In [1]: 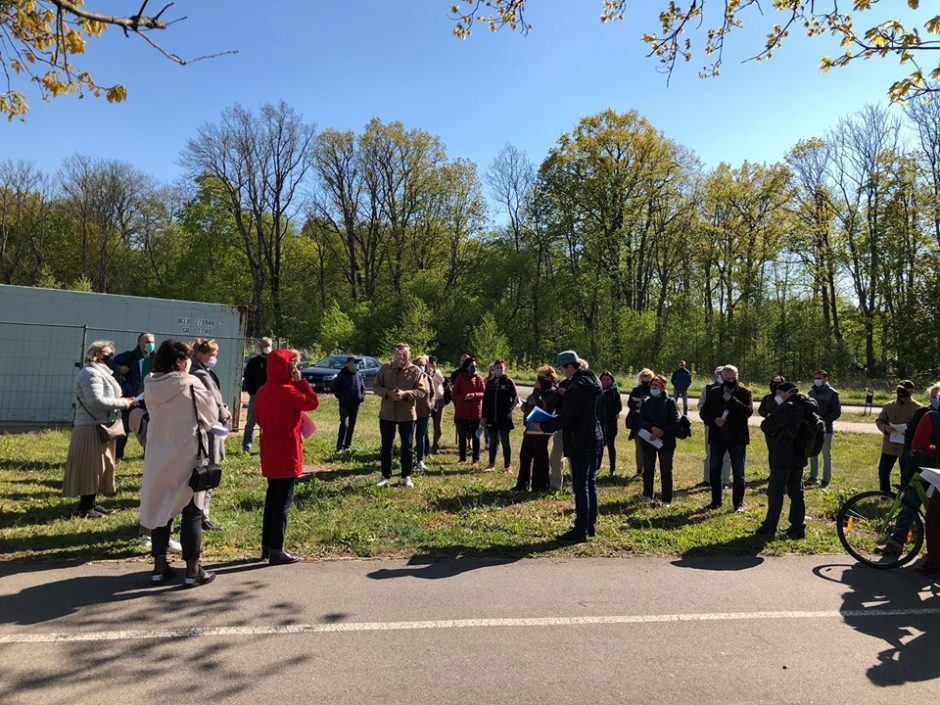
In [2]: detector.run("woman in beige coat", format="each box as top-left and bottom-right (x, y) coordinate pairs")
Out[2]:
(64, 340), (133, 517)
(140, 340), (218, 587)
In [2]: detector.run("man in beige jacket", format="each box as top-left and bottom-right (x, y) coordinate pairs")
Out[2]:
(372, 343), (426, 488)
(875, 380), (921, 493)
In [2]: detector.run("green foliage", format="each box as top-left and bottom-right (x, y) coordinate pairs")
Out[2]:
(318, 302), (356, 353)
(469, 311), (510, 365)
(379, 296), (436, 357)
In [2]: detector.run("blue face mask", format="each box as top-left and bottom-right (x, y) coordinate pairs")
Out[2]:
(206, 358), (218, 369)
(650, 388), (662, 398)
(468, 365), (477, 376)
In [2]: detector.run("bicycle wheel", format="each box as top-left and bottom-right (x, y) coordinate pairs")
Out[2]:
(837, 490), (924, 569)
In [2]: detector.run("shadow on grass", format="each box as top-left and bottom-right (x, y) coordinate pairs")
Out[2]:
(813, 561), (940, 687)
(670, 533), (772, 570)
(366, 538), (572, 580)
(430, 489), (540, 513)
(0, 459), (64, 472)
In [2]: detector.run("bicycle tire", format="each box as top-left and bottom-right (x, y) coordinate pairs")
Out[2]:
(837, 490), (924, 569)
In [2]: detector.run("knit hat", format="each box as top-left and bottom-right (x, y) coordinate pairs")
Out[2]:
(554, 350), (579, 369)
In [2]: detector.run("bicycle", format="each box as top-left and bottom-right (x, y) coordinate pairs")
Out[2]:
(837, 474), (931, 569)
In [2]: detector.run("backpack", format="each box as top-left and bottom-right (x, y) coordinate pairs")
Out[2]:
(442, 377), (453, 405)
(793, 396), (826, 457)
(675, 413), (693, 440)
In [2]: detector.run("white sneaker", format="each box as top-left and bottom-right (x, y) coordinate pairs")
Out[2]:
(417, 461), (427, 472)
(402, 476), (415, 488)
(376, 477), (391, 487)
(168, 539), (183, 553)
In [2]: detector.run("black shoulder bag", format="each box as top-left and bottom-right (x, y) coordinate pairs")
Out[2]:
(189, 389), (223, 492)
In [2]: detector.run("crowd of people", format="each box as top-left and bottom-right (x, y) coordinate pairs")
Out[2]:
(61, 332), (940, 582)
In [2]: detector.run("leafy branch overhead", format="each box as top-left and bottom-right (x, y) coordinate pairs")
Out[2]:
(449, 0), (940, 101)
(0, 1), (235, 119)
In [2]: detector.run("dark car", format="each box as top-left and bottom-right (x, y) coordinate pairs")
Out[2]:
(300, 355), (382, 393)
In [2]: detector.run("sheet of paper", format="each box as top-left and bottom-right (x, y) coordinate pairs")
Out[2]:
(638, 428), (664, 449)
(889, 431), (905, 444)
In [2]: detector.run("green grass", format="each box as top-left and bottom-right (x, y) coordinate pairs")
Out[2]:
(0, 395), (889, 563)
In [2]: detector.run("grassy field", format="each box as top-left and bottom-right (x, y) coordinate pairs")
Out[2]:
(0, 395), (893, 564)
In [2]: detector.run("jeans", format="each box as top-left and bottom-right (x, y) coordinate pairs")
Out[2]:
(641, 443), (674, 503)
(703, 426), (731, 484)
(262, 477), (296, 551)
(597, 426), (617, 474)
(517, 433), (550, 491)
(878, 452), (902, 494)
(152, 497), (202, 560)
(455, 418), (481, 463)
(709, 440), (747, 507)
(380, 419), (415, 477)
(569, 453), (599, 535)
(337, 403), (360, 451)
(243, 394), (257, 451)
(808, 432), (833, 482)
(763, 460), (805, 531)
(487, 429), (512, 468)
(673, 389), (689, 415)
(431, 405), (444, 451)
(415, 416), (431, 464)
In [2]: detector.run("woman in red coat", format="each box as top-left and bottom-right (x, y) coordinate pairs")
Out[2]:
(452, 356), (486, 466)
(255, 349), (318, 565)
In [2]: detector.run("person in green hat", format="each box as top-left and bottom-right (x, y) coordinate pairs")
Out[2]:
(534, 350), (604, 542)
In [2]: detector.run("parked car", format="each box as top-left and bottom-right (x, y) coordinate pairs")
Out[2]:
(301, 355), (382, 392)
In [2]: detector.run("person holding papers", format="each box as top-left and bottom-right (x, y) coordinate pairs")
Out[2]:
(875, 380), (921, 493)
(699, 364), (753, 512)
(633, 374), (680, 504)
(534, 350), (603, 542)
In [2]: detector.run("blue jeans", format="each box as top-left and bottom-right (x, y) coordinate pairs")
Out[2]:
(709, 440), (747, 507)
(808, 432), (833, 482)
(673, 389), (689, 414)
(243, 394), (257, 451)
(569, 453), (599, 535)
(380, 419), (415, 478)
(415, 416), (430, 463)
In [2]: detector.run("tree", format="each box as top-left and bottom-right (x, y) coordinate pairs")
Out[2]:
(318, 301), (355, 353)
(448, 1), (940, 101)
(0, 159), (53, 284)
(0, 1), (233, 118)
(182, 101), (316, 336)
(469, 311), (510, 367)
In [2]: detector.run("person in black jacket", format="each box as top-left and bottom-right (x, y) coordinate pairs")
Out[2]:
(333, 356), (366, 452)
(516, 365), (560, 492)
(535, 350), (603, 542)
(699, 364), (753, 512)
(634, 374), (680, 504)
(110, 331), (156, 460)
(597, 371), (623, 476)
(756, 382), (810, 538)
(481, 359), (518, 473)
(242, 337), (272, 453)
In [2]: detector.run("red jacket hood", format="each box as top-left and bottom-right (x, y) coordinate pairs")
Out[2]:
(267, 349), (293, 383)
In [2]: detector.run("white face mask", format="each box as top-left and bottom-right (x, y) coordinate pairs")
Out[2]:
(493, 368), (505, 377)
(813, 379), (824, 387)
(262, 346), (273, 355)
(774, 394), (784, 405)
(650, 388), (662, 398)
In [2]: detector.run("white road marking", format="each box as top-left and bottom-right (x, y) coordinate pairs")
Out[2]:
(2, 607), (939, 644)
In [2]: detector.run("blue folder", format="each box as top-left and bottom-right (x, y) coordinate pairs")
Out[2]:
(525, 406), (557, 425)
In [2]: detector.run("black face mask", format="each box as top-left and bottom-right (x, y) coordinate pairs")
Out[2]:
(724, 380), (737, 389)
(100, 354), (113, 365)
(897, 389), (909, 399)
(538, 377), (552, 390)
(770, 383), (779, 394)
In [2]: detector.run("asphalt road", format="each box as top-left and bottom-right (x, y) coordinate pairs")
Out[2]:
(2, 555), (938, 704)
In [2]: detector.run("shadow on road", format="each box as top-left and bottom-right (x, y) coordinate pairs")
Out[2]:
(814, 561), (940, 687)
(670, 534), (770, 571)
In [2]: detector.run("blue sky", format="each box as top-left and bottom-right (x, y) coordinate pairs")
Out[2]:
(1, 0), (914, 190)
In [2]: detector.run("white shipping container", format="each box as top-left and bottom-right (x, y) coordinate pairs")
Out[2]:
(0, 284), (248, 430)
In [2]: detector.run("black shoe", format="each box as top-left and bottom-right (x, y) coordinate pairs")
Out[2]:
(704, 502), (721, 511)
(557, 529), (588, 543)
(587, 526), (596, 537)
(261, 546), (270, 561)
(820, 481), (829, 488)
(269, 550), (301, 565)
(93, 504), (114, 515)
(150, 565), (177, 584)
(785, 527), (806, 540)
(183, 568), (216, 588)
(804, 478), (819, 486)
(754, 524), (776, 536)
(79, 509), (104, 518)
(512, 485), (528, 492)
(202, 518), (222, 531)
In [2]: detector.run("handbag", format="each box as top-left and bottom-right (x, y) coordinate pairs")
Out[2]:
(75, 396), (126, 443)
(188, 389), (223, 492)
